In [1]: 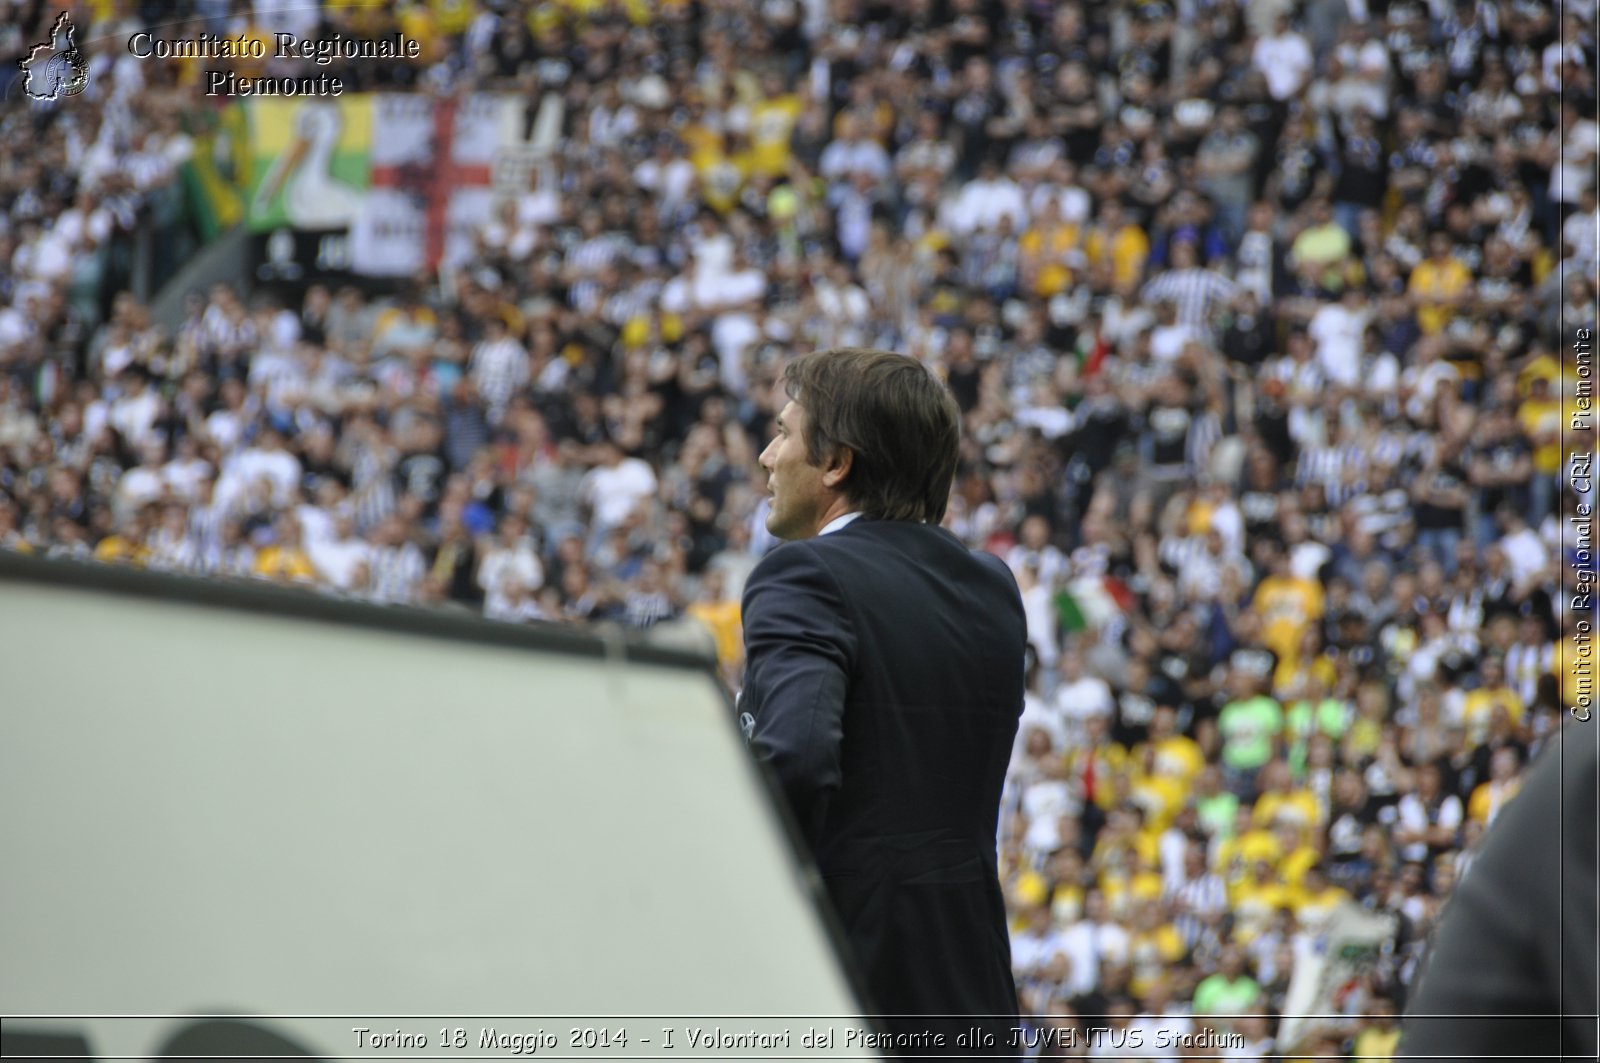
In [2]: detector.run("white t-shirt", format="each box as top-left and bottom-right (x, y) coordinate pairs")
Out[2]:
(1059, 920), (1130, 997)
(1151, 322), (1202, 364)
(162, 457), (214, 502)
(217, 446), (302, 512)
(1395, 791), (1463, 863)
(116, 464), (165, 514)
(1252, 31), (1313, 101)
(581, 458), (658, 528)
(1499, 526), (1548, 586)
(306, 536), (373, 591)
(1052, 675), (1115, 748)
(1308, 303), (1370, 388)
(1550, 119), (1599, 204)
(478, 542), (546, 615)
(109, 389), (161, 449)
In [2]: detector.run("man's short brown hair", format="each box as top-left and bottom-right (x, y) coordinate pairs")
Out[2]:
(782, 347), (961, 524)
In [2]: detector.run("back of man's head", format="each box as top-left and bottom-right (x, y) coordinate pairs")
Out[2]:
(783, 347), (961, 525)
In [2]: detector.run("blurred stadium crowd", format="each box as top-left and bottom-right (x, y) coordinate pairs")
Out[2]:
(2, 0), (1599, 1056)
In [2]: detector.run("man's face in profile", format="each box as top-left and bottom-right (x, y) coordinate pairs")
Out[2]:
(760, 399), (832, 541)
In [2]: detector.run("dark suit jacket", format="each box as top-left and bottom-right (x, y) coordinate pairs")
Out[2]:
(1400, 723), (1599, 1061)
(741, 518), (1026, 1054)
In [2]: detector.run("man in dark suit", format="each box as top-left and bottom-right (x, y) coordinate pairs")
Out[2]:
(1399, 721), (1598, 1060)
(740, 348), (1026, 1055)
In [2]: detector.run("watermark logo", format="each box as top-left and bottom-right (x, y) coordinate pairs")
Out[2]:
(18, 12), (89, 101)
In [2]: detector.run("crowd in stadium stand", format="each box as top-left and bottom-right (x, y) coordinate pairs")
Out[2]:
(2, 0), (1598, 1056)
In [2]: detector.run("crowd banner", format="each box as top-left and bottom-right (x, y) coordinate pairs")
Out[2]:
(245, 96), (373, 232)
(341, 93), (527, 276)
(347, 93), (432, 276)
(1276, 902), (1401, 1052)
(180, 103), (249, 242)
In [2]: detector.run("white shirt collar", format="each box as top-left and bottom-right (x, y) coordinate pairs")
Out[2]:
(819, 512), (863, 536)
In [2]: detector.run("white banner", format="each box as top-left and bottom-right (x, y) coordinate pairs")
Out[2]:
(349, 94), (526, 277)
(348, 94), (431, 276)
(1277, 902), (1400, 1052)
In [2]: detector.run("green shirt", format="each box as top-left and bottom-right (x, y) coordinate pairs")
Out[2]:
(1219, 696), (1283, 771)
(1196, 791), (1240, 839)
(1286, 697), (1349, 775)
(1193, 973), (1262, 1016)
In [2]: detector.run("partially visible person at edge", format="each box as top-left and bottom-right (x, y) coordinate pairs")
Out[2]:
(1399, 721), (1598, 1061)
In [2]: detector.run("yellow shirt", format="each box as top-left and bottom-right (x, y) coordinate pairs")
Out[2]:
(372, 306), (438, 342)
(1352, 1026), (1401, 1063)
(1050, 883), (1085, 925)
(701, 152), (750, 215)
(1461, 685), (1526, 740)
(1253, 789), (1323, 832)
(1229, 878), (1296, 941)
(681, 122), (726, 175)
(1102, 868), (1166, 919)
(1129, 772), (1186, 830)
(1294, 884), (1350, 924)
(1345, 716), (1383, 761)
(1518, 397), (1564, 474)
(1408, 257), (1472, 335)
(1277, 844), (1321, 889)
(1140, 734), (1205, 784)
(1085, 223), (1150, 289)
(1090, 829), (1160, 879)
(1216, 828), (1281, 884)
(1012, 868), (1050, 909)
(399, 5), (443, 62)
(1468, 778), (1523, 824)
(1276, 651), (1337, 700)
(1019, 223), (1082, 296)
(325, 0), (390, 38)
(254, 546), (317, 582)
(685, 599), (743, 668)
(1517, 352), (1563, 395)
(1127, 923), (1186, 998)
(93, 535), (148, 567)
(429, 0), (477, 34)
(748, 95), (802, 179)
(1068, 742), (1128, 810)
(1253, 575), (1325, 663)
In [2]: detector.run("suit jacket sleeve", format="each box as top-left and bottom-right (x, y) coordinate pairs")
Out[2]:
(740, 543), (857, 848)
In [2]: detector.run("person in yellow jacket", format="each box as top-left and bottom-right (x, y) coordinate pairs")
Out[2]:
(685, 569), (743, 684)
(253, 516), (317, 584)
(1083, 198), (1150, 291)
(1461, 656), (1526, 742)
(1251, 759), (1323, 833)
(1132, 705), (1205, 786)
(1252, 546), (1325, 665)
(746, 71), (803, 181)
(1351, 993), (1401, 1062)
(1467, 746), (1525, 825)
(1228, 858), (1296, 943)
(1408, 231), (1473, 335)
(1291, 862), (1350, 929)
(1215, 805), (1281, 887)
(93, 517), (150, 567)
(1019, 198), (1083, 297)
(1124, 898), (1186, 1000)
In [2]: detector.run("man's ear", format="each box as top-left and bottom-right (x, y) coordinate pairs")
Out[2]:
(822, 447), (853, 489)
